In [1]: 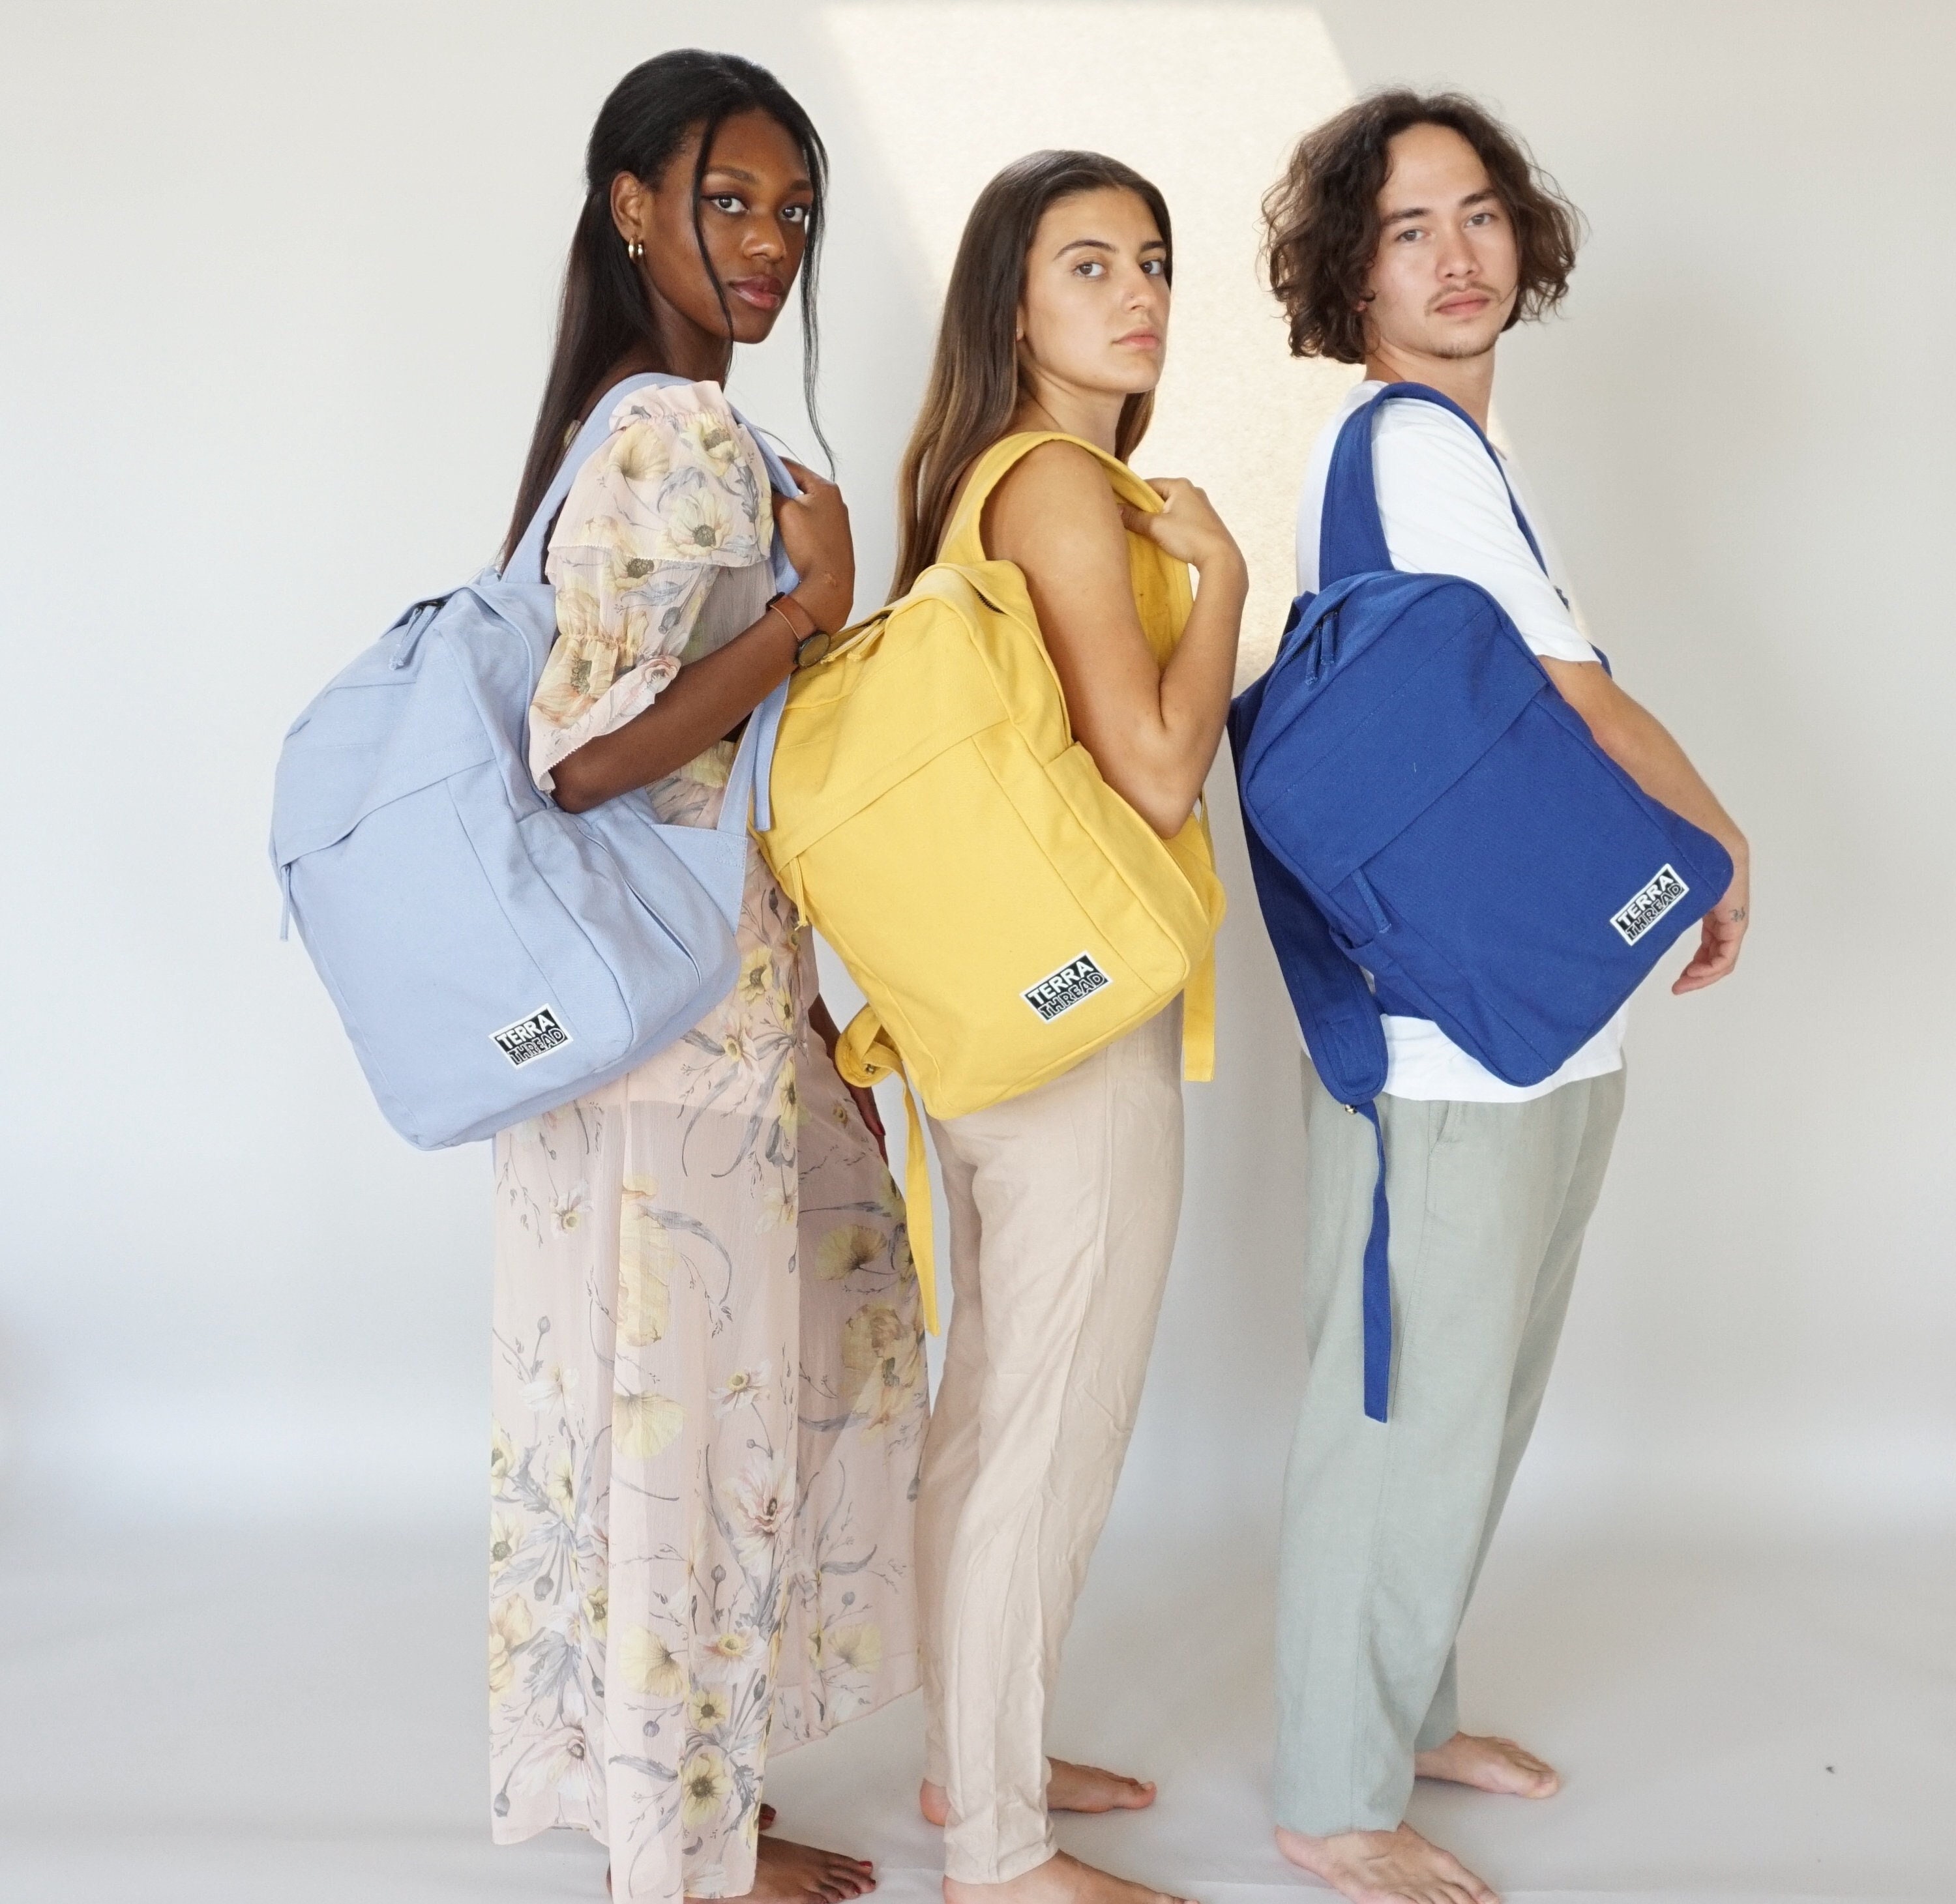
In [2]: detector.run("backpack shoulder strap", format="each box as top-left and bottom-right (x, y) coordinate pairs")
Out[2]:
(939, 431), (1162, 568)
(1319, 381), (1549, 585)
(503, 371), (679, 585)
(1229, 691), (1393, 1424)
(1233, 793), (1388, 1105)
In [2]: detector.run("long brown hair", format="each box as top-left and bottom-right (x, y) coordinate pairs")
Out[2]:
(1262, 89), (1581, 364)
(890, 150), (1172, 598)
(501, 50), (829, 566)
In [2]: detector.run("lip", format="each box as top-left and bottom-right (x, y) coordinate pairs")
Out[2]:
(728, 276), (785, 311)
(1434, 291), (1493, 317)
(1114, 330), (1162, 350)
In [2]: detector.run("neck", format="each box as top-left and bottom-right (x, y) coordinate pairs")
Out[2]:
(599, 337), (732, 411)
(618, 276), (737, 392)
(1013, 368), (1126, 455)
(1363, 338), (1496, 429)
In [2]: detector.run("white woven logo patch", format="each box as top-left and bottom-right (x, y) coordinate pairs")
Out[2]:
(1610, 865), (1689, 946)
(492, 1005), (572, 1067)
(1022, 953), (1111, 1023)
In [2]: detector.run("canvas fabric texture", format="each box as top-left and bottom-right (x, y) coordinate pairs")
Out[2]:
(916, 1003), (1186, 1883)
(1294, 380), (1625, 1102)
(1273, 1059), (1625, 1836)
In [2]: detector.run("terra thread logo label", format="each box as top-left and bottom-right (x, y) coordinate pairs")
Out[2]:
(1610, 865), (1689, 946)
(1022, 952), (1112, 1023)
(491, 1005), (572, 1067)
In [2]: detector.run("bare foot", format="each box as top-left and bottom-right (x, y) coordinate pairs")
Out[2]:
(943, 1848), (1191, 1904)
(1414, 1732), (1560, 1800)
(737, 1836), (877, 1902)
(1047, 1760), (1157, 1815)
(1275, 1823), (1498, 1904)
(920, 1761), (1155, 1828)
(608, 1834), (874, 1903)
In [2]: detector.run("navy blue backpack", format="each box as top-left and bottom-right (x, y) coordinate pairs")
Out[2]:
(1231, 383), (1732, 1420)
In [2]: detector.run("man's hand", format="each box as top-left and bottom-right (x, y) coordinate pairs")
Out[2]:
(1673, 851), (1749, 993)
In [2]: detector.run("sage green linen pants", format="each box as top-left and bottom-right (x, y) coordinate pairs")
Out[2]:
(1274, 1059), (1625, 1836)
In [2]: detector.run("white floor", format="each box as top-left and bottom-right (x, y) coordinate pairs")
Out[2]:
(0, 1515), (1947, 1904)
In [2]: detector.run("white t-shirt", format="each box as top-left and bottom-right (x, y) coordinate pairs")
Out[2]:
(1292, 380), (1627, 1103)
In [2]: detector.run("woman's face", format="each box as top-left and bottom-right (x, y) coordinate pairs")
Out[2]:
(1016, 186), (1170, 400)
(613, 108), (814, 351)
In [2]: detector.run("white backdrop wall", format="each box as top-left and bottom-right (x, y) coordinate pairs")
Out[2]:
(0, 0), (1949, 1541)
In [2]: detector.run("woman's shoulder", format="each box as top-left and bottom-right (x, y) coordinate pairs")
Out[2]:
(557, 378), (770, 568)
(605, 375), (745, 451)
(988, 432), (1116, 490)
(980, 435), (1125, 550)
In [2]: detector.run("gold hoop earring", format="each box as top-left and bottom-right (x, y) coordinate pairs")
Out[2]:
(627, 239), (644, 261)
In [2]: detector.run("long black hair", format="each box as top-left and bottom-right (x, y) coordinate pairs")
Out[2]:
(503, 50), (829, 564)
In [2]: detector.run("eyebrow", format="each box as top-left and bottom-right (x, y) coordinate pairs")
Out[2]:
(1054, 236), (1168, 257)
(1381, 186), (1500, 227)
(702, 164), (813, 192)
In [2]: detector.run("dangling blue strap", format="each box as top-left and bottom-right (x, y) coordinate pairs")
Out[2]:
(1354, 1098), (1391, 1422)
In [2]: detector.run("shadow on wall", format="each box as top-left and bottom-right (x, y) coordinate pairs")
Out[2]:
(818, 0), (1361, 672)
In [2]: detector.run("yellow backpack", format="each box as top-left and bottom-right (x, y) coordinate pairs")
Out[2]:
(759, 432), (1225, 1330)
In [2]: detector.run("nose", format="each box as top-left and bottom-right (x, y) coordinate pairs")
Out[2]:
(1434, 226), (1476, 280)
(743, 216), (786, 263)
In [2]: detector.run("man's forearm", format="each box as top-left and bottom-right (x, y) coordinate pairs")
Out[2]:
(1543, 659), (1746, 860)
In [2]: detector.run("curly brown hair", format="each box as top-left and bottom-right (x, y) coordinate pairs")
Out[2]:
(1262, 89), (1582, 364)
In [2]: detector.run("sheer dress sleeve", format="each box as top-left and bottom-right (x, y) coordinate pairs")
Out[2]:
(528, 381), (775, 792)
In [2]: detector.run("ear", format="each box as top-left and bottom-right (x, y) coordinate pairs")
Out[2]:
(610, 170), (650, 247)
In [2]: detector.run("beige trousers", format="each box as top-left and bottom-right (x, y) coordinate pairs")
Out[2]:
(917, 1003), (1185, 1883)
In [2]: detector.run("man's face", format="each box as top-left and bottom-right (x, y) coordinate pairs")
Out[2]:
(1361, 123), (1519, 363)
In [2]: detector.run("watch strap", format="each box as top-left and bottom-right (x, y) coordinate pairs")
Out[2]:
(766, 591), (819, 641)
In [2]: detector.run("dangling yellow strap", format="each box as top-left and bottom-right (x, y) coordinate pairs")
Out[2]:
(1181, 797), (1220, 1083)
(1182, 940), (1217, 1083)
(837, 1007), (940, 1335)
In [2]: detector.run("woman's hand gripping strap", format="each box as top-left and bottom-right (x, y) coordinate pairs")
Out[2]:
(837, 1008), (940, 1336)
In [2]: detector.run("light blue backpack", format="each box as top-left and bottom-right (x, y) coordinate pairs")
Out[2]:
(271, 373), (794, 1149)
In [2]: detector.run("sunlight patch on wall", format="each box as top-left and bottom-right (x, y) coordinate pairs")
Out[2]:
(819, 1), (1361, 679)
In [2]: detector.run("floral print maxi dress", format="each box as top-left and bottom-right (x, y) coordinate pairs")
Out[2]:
(488, 381), (927, 1903)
